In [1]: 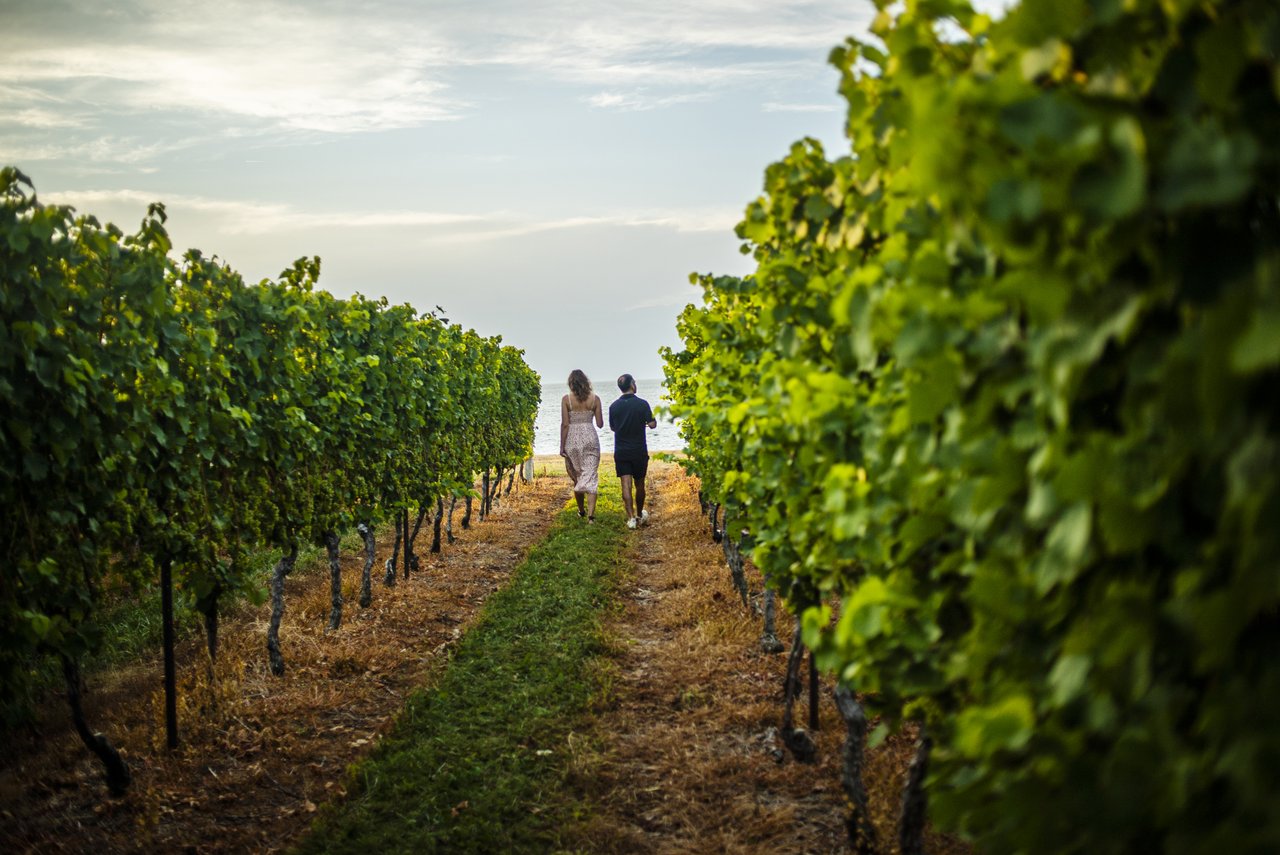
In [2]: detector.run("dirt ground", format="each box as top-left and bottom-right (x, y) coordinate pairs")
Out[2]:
(2, 459), (968, 854)
(576, 461), (968, 855)
(0, 472), (565, 854)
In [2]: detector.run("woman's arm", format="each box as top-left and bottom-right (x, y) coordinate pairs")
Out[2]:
(594, 395), (604, 428)
(560, 395), (570, 455)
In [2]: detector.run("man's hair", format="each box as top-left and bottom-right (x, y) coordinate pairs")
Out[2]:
(617, 373), (635, 393)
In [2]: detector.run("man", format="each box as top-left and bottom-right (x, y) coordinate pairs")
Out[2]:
(608, 373), (657, 529)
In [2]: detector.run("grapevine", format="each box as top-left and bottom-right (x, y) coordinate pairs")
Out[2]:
(663, 0), (1280, 850)
(0, 167), (540, 791)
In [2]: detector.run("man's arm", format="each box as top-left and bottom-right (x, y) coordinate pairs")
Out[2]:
(645, 402), (657, 429)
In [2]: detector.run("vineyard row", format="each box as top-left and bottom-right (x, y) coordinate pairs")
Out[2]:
(663, 1), (1279, 852)
(1, 166), (540, 793)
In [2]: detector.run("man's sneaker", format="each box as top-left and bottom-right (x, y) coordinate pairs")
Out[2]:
(640, 509), (650, 526)
(627, 517), (638, 530)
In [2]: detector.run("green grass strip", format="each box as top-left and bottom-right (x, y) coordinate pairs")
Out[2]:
(298, 483), (626, 854)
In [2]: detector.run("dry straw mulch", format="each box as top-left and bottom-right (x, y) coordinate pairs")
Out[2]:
(575, 461), (969, 855)
(4, 459), (970, 854)
(0, 473), (566, 854)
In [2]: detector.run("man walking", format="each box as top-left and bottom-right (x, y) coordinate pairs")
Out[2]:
(609, 374), (657, 529)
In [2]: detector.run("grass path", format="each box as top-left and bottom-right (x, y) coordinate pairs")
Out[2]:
(298, 475), (630, 853)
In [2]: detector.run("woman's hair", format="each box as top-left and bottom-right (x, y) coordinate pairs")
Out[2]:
(567, 369), (592, 403)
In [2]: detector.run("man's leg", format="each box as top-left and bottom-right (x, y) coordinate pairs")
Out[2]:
(634, 456), (650, 523)
(620, 474), (635, 520)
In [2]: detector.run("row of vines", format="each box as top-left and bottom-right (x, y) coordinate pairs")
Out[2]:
(0, 167), (540, 794)
(663, 0), (1277, 852)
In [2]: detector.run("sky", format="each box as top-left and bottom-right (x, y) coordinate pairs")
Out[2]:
(1, 0), (1006, 384)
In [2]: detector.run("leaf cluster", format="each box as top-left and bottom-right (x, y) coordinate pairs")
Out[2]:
(661, 0), (1280, 850)
(0, 168), (541, 715)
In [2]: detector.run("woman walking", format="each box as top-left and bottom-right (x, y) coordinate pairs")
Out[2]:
(559, 369), (603, 521)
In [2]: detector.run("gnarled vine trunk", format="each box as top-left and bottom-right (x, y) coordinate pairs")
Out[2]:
(760, 588), (784, 653)
(462, 495), (473, 529)
(722, 525), (749, 609)
(431, 496), (444, 553)
(61, 655), (130, 796)
(384, 512), (402, 586)
(899, 727), (932, 855)
(406, 504), (427, 575)
(197, 580), (222, 679)
(834, 686), (881, 855)
(781, 621), (816, 762)
(325, 531), (342, 630)
(490, 466), (504, 508)
(267, 544), (298, 676)
(808, 649), (820, 731)
(446, 496), (457, 544)
(358, 522), (374, 607)
(400, 508), (412, 577)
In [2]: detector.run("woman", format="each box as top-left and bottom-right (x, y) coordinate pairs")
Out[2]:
(559, 369), (603, 521)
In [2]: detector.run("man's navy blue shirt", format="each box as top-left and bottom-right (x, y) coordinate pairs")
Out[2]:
(609, 393), (653, 459)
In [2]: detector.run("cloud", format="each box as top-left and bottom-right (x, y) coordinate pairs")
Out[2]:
(468, 1), (867, 95)
(0, 0), (463, 138)
(2, 0), (871, 165)
(0, 133), (208, 165)
(474, 1), (872, 71)
(625, 208), (742, 233)
(420, 208), (741, 244)
(42, 188), (492, 232)
(584, 90), (714, 112)
(762, 102), (839, 113)
(0, 107), (89, 129)
(39, 187), (743, 242)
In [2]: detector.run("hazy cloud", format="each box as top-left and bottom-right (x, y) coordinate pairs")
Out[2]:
(41, 187), (743, 241)
(1, 0), (462, 141)
(584, 90), (715, 112)
(2, 0), (872, 166)
(763, 102), (840, 113)
(422, 210), (741, 245)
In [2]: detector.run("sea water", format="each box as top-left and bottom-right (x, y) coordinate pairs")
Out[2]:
(532, 380), (682, 455)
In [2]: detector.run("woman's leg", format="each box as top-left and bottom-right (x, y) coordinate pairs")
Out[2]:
(586, 491), (597, 518)
(575, 490), (586, 514)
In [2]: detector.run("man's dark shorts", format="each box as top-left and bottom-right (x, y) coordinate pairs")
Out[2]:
(615, 455), (648, 480)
